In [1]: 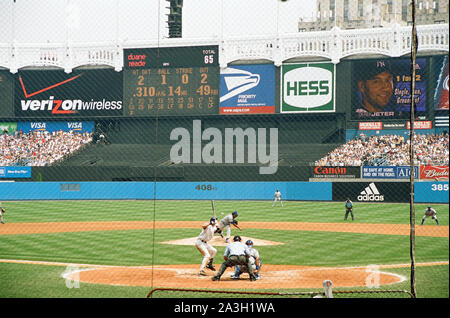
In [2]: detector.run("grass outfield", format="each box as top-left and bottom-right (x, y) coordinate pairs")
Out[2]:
(0, 200), (448, 298)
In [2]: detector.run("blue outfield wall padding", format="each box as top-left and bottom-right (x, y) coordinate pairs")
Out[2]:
(0, 181), (332, 201)
(414, 182), (449, 204)
(1, 181), (446, 203)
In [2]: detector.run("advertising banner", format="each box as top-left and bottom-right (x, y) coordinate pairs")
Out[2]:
(220, 64), (275, 115)
(420, 165), (449, 181)
(351, 58), (427, 120)
(358, 122), (383, 130)
(14, 69), (123, 118)
(0, 166), (31, 178)
(433, 55), (449, 111)
(332, 181), (410, 203)
(17, 121), (94, 134)
(311, 166), (361, 179)
(362, 166), (419, 179)
(281, 62), (335, 113)
(0, 122), (17, 134)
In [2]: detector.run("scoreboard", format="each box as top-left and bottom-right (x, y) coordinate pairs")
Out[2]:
(123, 45), (219, 116)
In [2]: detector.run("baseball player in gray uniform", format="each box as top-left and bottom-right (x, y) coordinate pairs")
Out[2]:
(195, 217), (218, 276)
(211, 236), (257, 282)
(217, 211), (241, 243)
(272, 189), (283, 207)
(421, 206), (439, 225)
(231, 240), (261, 280)
(0, 202), (5, 224)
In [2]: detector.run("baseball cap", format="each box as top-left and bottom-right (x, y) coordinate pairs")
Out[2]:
(357, 59), (392, 82)
(232, 211), (238, 216)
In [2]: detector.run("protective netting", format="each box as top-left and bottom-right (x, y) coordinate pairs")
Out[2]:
(0, 0), (448, 301)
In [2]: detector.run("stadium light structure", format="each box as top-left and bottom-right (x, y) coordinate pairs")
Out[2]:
(166, 0), (183, 38)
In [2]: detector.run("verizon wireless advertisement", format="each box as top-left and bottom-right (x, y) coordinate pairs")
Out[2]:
(14, 69), (123, 118)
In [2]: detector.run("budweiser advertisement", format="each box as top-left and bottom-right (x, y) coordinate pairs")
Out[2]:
(420, 165), (449, 181)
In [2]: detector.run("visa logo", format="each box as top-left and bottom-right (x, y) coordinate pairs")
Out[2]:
(31, 122), (46, 129)
(68, 122), (82, 129)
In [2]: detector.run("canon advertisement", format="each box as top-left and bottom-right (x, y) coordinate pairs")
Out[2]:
(332, 182), (410, 203)
(14, 69), (123, 118)
(311, 166), (360, 179)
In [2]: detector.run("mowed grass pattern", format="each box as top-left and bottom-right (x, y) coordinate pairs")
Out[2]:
(0, 200), (448, 297)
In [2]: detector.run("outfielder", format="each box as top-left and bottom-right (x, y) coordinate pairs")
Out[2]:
(195, 217), (218, 276)
(217, 211), (241, 243)
(344, 198), (354, 221)
(272, 189), (283, 207)
(231, 240), (261, 280)
(421, 206), (439, 225)
(0, 202), (5, 224)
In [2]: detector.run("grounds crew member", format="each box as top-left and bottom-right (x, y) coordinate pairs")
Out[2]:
(211, 236), (257, 282)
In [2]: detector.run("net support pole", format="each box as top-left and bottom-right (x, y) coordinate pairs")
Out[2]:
(409, 0), (418, 299)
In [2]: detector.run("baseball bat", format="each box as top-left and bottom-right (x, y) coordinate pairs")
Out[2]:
(211, 200), (216, 219)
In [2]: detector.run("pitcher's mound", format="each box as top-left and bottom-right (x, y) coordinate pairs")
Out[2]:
(162, 236), (283, 246)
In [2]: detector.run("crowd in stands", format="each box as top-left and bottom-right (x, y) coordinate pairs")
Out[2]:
(0, 130), (93, 166)
(315, 132), (449, 167)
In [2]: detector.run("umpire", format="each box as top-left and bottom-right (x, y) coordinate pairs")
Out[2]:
(344, 198), (354, 221)
(212, 236), (257, 281)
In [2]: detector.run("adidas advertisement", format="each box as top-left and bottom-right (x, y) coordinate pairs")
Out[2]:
(14, 69), (123, 118)
(332, 182), (410, 203)
(281, 62), (335, 113)
(220, 64), (275, 115)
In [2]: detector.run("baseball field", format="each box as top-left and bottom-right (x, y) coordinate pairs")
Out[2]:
(0, 199), (448, 298)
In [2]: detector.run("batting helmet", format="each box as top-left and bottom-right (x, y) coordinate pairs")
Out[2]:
(245, 240), (253, 247)
(233, 235), (241, 242)
(210, 217), (217, 224)
(232, 211), (238, 217)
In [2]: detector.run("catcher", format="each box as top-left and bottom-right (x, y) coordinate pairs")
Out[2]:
(211, 236), (256, 282)
(216, 211), (241, 243)
(231, 240), (261, 280)
(421, 206), (439, 225)
(0, 202), (5, 224)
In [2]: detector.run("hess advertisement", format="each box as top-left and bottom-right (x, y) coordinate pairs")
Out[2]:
(351, 58), (427, 119)
(14, 69), (123, 118)
(281, 63), (335, 113)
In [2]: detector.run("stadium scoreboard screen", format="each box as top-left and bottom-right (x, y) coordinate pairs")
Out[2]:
(123, 45), (219, 116)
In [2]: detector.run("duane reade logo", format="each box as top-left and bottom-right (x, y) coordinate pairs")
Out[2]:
(282, 63), (334, 112)
(220, 68), (260, 103)
(169, 120), (278, 174)
(358, 183), (384, 202)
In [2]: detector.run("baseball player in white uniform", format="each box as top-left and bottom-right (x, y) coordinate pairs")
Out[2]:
(421, 206), (439, 225)
(195, 217), (218, 276)
(231, 240), (261, 280)
(217, 211), (241, 243)
(272, 189), (283, 207)
(0, 201), (5, 224)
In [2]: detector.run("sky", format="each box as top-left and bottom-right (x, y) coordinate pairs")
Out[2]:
(0, 0), (317, 44)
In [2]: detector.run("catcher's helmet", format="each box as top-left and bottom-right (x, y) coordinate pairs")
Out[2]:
(233, 235), (241, 242)
(232, 211), (238, 217)
(245, 240), (253, 247)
